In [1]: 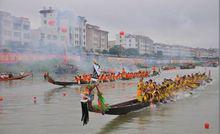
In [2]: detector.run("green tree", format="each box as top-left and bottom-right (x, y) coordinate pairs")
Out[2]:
(102, 49), (108, 54)
(109, 45), (125, 56)
(124, 48), (139, 56)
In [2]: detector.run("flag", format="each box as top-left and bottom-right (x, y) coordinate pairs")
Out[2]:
(91, 61), (101, 81)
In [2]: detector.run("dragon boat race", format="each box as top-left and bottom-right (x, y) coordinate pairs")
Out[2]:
(0, 0), (219, 134)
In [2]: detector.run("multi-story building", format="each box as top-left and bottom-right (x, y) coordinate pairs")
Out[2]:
(134, 35), (154, 55)
(37, 7), (87, 48)
(86, 24), (108, 51)
(193, 48), (219, 58)
(153, 43), (194, 58)
(115, 31), (137, 49)
(115, 31), (154, 55)
(0, 11), (31, 49)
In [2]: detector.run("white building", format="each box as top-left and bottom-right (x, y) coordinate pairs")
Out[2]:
(153, 43), (194, 58)
(115, 32), (137, 49)
(115, 31), (154, 55)
(37, 7), (87, 48)
(0, 11), (31, 49)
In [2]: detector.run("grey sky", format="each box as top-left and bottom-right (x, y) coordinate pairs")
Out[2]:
(0, 0), (218, 48)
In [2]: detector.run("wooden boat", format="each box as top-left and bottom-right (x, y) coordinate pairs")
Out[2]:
(180, 63), (195, 69)
(0, 73), (31, 81)
(162, 66), (176, 70)
(90, 99), (153, 115)
(46, 75), (77, 87)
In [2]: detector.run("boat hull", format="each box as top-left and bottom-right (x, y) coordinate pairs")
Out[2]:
(0, 73), (31, 81)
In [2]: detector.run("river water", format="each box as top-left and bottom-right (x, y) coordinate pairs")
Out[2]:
(0, 67), (219, 134)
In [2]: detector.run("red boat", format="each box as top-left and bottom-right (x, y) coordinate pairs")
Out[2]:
(0, 73), (32, 81)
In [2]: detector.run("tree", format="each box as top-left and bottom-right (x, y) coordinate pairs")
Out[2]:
(102, 49), (108, 54)
(124, 48), (139, 56)
(109, 45), (125, 56)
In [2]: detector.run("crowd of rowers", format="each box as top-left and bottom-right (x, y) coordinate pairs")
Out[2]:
(136, 72), (211, 103)
(74, 68), (158, 84)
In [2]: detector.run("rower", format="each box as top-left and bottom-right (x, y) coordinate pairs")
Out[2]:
(152, 65), (156, 74)
(121, 68), (126, 78)
(136, 78), (144, 102)
(175, 75), (180, 82)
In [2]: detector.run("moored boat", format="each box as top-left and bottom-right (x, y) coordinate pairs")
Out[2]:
(0, 73), (32, 81)
(180, 63), (195, 69)
(162, 66), (176, 70)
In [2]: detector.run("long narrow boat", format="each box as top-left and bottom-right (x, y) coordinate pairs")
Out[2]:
(46, 75), (78, 87)
(90, 77), (211, 115)
(0, 73), (31, 81)
(46, 75), (114, 86)
(90, 99), (152, 115)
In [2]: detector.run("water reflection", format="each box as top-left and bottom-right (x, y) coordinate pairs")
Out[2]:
(97, 104), (172, 134)
(44, 87), (65, 103)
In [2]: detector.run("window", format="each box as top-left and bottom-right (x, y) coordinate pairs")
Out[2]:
(47, 34), (51, 39)
(53, 35), (57, 40)
(4, 30), (12, 37)
(3, 20), (11, 27)
(13, 23), (22, 30)
(14, 32), (21, 37)
(40, 33), (45, 39)
(61, 36), (65, 41)
(23, 24), (29, 30)
(23, 33), (30, 39)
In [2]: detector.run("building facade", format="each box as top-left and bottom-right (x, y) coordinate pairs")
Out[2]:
(134, 35), (154, 55)
(115, 31), (154, 55)
(0, 11), (31, 49)
(86, 24), (108, 51)
(37, 7), (87, 48)
(115, 32), (137, 49)
(153, 43), (194, 58)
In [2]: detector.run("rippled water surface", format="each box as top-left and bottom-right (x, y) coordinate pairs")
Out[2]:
(0, 67), (219, 134)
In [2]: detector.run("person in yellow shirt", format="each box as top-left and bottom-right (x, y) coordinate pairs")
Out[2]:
(136, 78), (144, 102)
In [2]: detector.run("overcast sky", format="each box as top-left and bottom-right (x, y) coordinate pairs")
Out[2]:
(0, 0), (218, 48)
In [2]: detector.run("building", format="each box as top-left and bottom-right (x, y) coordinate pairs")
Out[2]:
(0, 11), (31, 49)
(115, 31), (137, 49)
(193, 48), (219, 58)
(134, 35), (154, 55)
(86, 24), (108, 52)
(153, 43), (194, 58)
(37, 7), (87, 48)
(115, 31), (154, 55)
